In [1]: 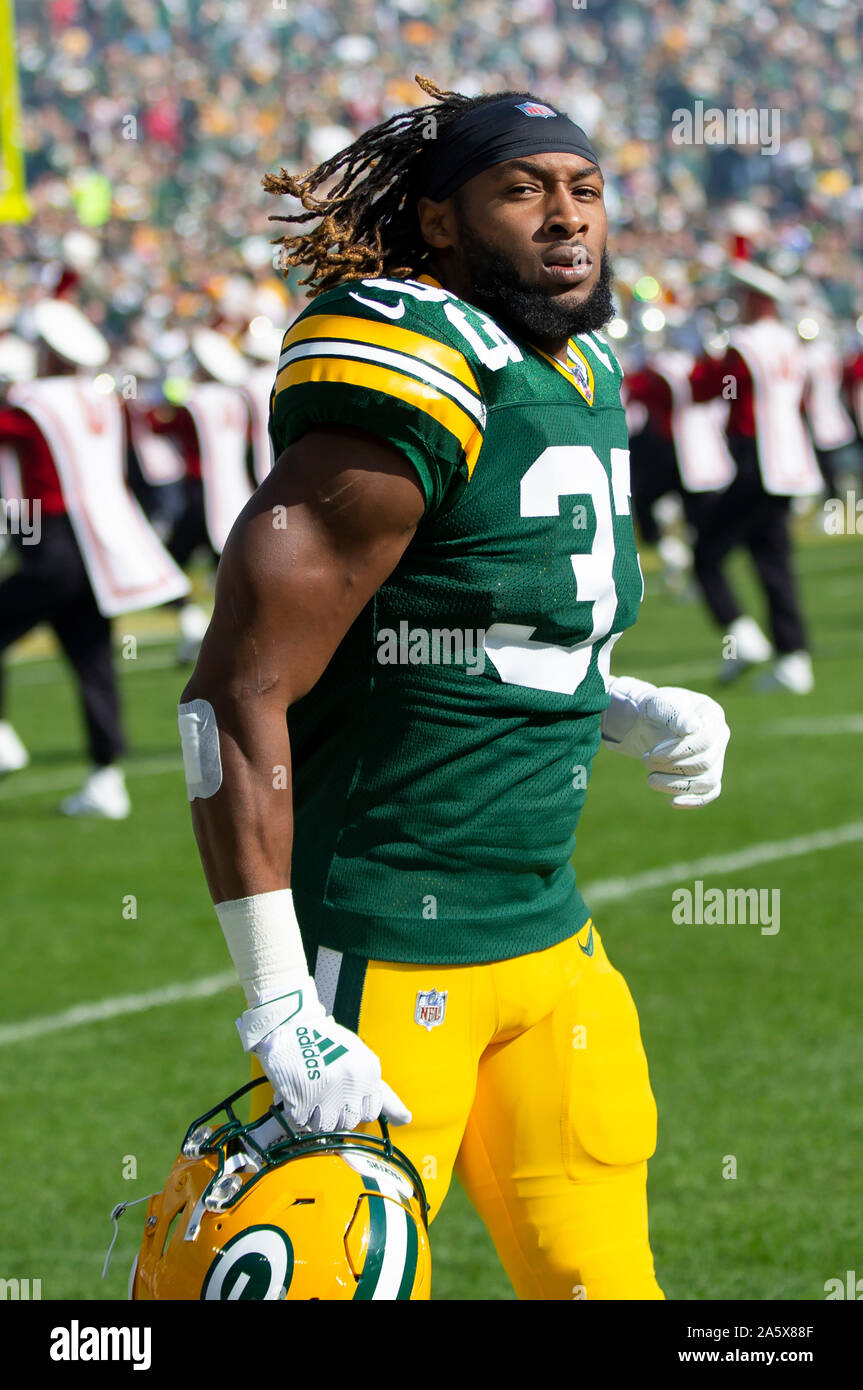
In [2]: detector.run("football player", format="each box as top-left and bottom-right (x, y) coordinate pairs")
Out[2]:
(178, 77), (730, 1300)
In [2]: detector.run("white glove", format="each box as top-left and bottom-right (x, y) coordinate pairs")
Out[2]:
(236, 978), (411, 1134)
(601, 675), (730, 808)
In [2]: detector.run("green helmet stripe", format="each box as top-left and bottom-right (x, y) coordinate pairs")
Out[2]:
(332, 953), (368, 1033)
(352, 1179), (388, 1301)
(396, 1203), (419, 1300)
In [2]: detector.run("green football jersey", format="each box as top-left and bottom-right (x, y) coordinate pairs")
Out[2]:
(270, 273), (642, 965)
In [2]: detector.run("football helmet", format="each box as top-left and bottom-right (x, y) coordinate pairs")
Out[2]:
(131, 1078), (431, 1300)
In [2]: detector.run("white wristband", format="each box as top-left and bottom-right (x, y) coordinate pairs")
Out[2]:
(214, 888), (309, 1006)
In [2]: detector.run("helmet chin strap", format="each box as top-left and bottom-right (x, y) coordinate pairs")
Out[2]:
(101, 1194), (157, 1281)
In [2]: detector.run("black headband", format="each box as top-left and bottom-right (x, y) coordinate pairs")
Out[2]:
(420, 97), (600, 203)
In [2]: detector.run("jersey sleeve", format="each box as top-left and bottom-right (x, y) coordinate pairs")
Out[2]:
(269, 280), (486, 514)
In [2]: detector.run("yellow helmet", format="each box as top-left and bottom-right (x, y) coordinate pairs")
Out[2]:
(131, 1078), (431, 1300)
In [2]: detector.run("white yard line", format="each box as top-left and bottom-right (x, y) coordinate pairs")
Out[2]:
(7, 634), (178, 667)
(585, 820), (863, 906)
(3, 704), (861, 806)
(8, 651), (181, 686)
(7, 712), (857, 803)
(0, 972), (238, 1047)
(813, 579), (862, 599)
(621, 657), (718, 683)
(617, 637), (863, 685)
(759, 715), (863, 736)
(1, 820), (861, 1047)
(795, 548), (862, 574)
(0, 755), (182, 799)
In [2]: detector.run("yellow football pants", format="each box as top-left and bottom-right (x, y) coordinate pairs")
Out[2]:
(251, 922), (664, 1300)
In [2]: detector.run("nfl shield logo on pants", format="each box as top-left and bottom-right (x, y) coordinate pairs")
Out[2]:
(415, 988), (447, 1031)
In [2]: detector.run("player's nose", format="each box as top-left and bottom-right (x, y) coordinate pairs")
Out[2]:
(541, 188), (590, 237)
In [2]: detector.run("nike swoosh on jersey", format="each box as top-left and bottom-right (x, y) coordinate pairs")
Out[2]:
(349, 291), (406, 320)
(577, 922), (595, 957)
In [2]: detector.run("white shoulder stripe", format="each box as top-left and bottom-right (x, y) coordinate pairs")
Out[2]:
(279, 338), (486, 427)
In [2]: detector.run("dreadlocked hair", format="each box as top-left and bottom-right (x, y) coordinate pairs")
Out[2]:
(263, 75), (530, 298)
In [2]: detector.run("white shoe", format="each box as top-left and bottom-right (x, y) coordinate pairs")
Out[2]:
(60, 766), (131, 819)
(718, 615), (773, 683)
(0, 720), (29, 774)
(754, 651), (814, 695)
(658, 535), (693, 595)
(175, 603), (209, 665)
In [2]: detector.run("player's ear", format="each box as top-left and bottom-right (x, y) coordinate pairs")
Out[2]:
(417, 196), (457, 252)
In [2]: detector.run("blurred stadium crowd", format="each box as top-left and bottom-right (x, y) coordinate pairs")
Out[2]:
(1, 0), (862, 817)
(1, 0), (862, 360)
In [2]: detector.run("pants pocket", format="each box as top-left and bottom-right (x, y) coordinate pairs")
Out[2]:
(563, 938), (657, 1169)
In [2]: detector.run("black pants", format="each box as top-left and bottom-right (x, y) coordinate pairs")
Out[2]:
(0, 514), (125, 765)
(629, 428), (719, 543)
(166, 477), (218, 571)
(693, 435), (807, 654)
(163, 477), (219, 612)
(816, 441), (863, 498)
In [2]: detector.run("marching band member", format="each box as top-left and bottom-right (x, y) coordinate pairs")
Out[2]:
(150, 329), (255, 662)
(800, 317), (861, 500)
(689, 262), (822, 693)
(241, 315), (283, 487)
(0, 301), (189, 816)
(625, 336), (735, 591)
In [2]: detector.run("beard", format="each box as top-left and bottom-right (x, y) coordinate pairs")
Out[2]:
(450, 216), (616, 346)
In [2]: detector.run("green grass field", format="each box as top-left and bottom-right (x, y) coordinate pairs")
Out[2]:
(1, 529), (861, 1301)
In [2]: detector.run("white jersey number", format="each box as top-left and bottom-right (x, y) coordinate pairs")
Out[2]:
(483, 446), (631, 696)
(443, 303), (523, 372)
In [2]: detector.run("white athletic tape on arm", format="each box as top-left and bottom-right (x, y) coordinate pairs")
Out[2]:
(178, 698), (223, 800)
(214, 888), (309, 1006)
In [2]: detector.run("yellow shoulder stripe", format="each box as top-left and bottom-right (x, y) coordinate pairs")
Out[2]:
(275, 357), (483, 477)
(282, 313), (479, 396)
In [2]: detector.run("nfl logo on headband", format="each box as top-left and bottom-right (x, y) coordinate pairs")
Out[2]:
(516, 102), (557, 119)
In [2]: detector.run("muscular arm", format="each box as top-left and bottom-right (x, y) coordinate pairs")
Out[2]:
(180, 425), (426, 906)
